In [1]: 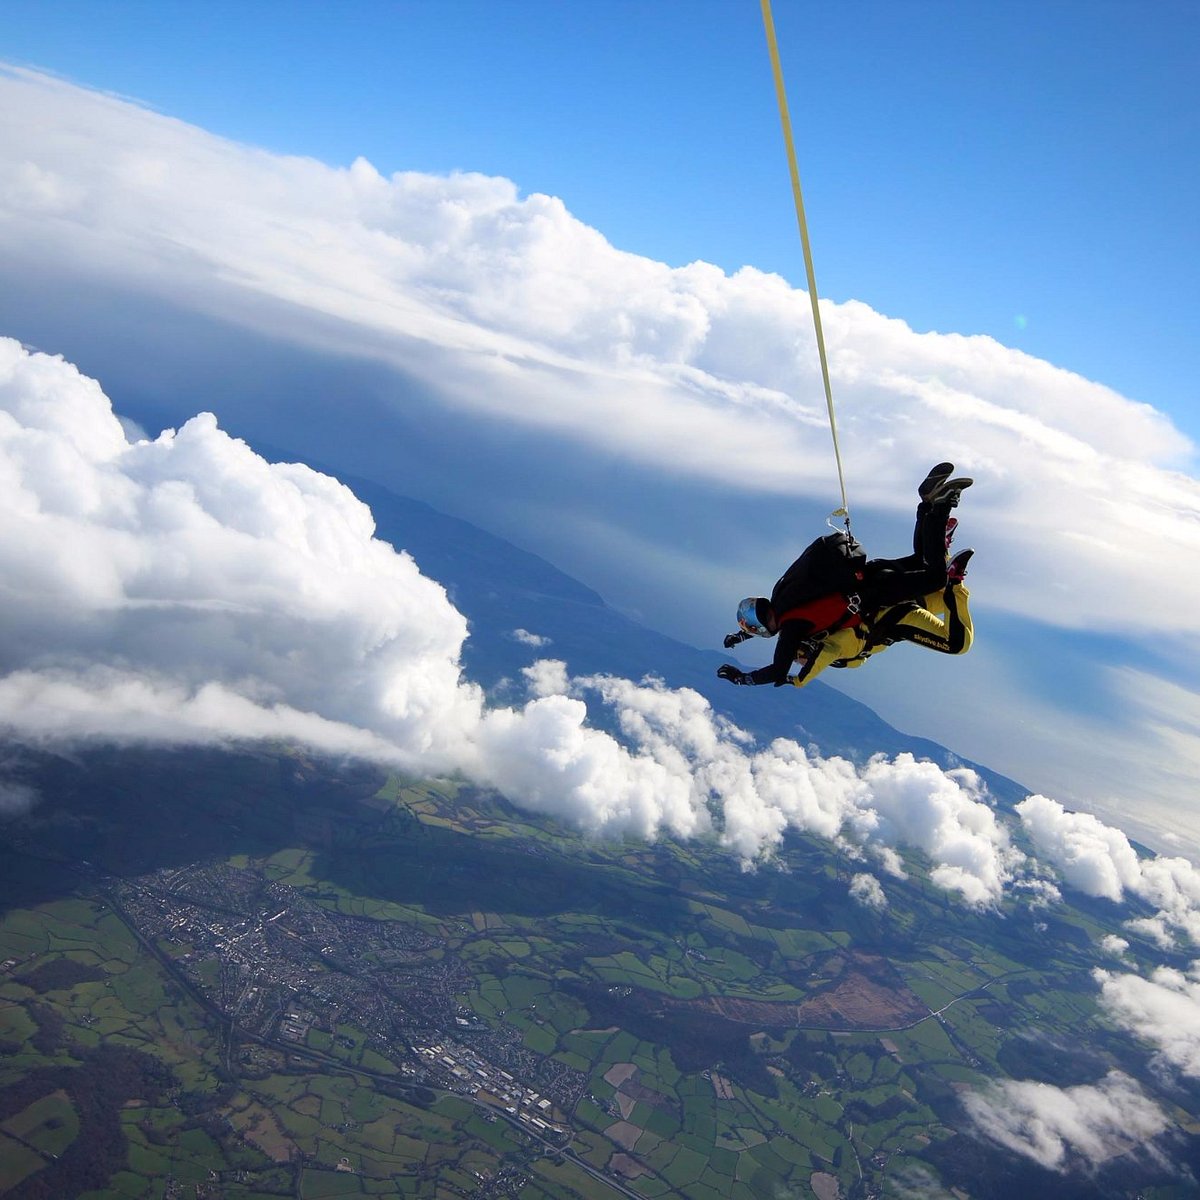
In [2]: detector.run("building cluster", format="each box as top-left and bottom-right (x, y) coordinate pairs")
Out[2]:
(415, 1039), (568, 1139)
(110, 860), (585, 1144)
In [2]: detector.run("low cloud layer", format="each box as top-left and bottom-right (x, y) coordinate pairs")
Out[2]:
(1019, 795), (1200, 947)
(1094, 963), (1200, 1078)
(849, 873), (888, 910)
(963, 1071), (1169, 1172)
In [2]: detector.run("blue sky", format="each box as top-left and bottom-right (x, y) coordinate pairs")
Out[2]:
(5, 0), (1198, 433)
(1, 3), (1200, 857)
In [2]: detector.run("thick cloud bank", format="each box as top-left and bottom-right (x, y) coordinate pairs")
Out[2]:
(0, 339), (480, 770)
(0, 338), (1029, 904)
(0, 64), (1197, 634)
(963, 1071), (1168, 1172)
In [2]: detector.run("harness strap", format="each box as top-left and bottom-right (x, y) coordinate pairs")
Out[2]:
(862, 600), (920, 650)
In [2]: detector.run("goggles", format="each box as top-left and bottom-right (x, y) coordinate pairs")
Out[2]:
(736, 597), (772, 638)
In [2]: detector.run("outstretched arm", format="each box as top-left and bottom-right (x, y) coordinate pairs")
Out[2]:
(718, 624), (804, 687)
(719, 627), (849, 689)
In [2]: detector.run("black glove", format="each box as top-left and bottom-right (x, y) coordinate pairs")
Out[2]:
(723, 631), (749, 649)
(717, 664), (750, 685)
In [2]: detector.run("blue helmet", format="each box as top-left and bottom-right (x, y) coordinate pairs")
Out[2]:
(736, 597), (774, 637)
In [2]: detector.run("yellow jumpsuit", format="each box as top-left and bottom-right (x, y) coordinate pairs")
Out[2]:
(788, 582), (973, 688)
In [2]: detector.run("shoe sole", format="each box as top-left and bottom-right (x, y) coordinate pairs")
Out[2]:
(927, 477), (973, 504)
(919, 462), (955, 500)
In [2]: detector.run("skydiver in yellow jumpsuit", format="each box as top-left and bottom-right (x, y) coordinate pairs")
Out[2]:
(785, 556), (973, 688)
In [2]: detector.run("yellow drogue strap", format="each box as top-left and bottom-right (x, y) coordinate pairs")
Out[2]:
(760, 0), (851, 531)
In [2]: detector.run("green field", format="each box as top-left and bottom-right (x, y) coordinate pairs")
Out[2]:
(0, 750), (1187, 1200)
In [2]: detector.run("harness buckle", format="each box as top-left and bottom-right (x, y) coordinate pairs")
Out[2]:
(846, 592), (862, 615)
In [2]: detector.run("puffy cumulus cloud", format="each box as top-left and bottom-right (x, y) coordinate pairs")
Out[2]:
(521, 659), (570, 699)
(962, 1071), (1169, 1172)
(1134, 854), (1200, 946)
(0, 339), (1027, 901)
(1018, 795), (1200, 947)
(470, 695), (704, 842)
(1094, 963), (1200, 1078)
(874, 846), (908, 880)
(0, 338), (483, 771)
(1017, 795), (1141, 902)
(511, 629), (551, 648)
(852, 762), (1019, 907)
(1124, 916), (1178, 952)
(428, 634), (1035, 890)
(1, 65), (1198, 645)
(849, 873), (887, 910)
(1099, 934), (1130, 959)
(575, 675), (1021, 901)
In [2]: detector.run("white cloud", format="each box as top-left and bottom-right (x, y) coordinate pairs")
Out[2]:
(1017, 795), (1142, 902)
(849, 873), (888, 910)
(471, 694), (704, 842)
(1099, 934), (1130, 959)
(574, 674), (1021, 900)
(1094, 963), (1200, 1078)
(873, 845), (908, 880)
(1018, 795), (1200, 947)
(962, 1071), (1169, 1171)
(521, 658), (570, 699)
(0, 339), (483, 772)
(512, 628), (551, 647)
(853, 761), (1019, 907)
(1014, 877), (1062, 908)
